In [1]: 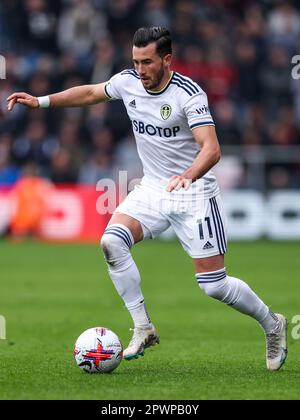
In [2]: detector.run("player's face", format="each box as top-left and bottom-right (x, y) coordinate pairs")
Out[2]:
(133, 43), (171, 90)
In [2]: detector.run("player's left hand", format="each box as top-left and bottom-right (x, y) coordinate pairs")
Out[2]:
(166, 175), (192, 192)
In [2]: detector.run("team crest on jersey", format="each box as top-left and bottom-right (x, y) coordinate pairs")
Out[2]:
(160, 104), (172, 120)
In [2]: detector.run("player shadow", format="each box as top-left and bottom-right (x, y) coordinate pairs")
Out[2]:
(113, 359), (293, 377)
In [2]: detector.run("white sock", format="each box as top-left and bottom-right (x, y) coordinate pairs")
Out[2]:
(259, 309), (281, 333)
(196, 268), (279, 333)
(125, 297), (152, 329)
(101, 224), (152, 328)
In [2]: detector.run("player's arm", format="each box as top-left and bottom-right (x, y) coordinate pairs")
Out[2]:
(7, 82), (109, 111)
(167, 125), (221, 192)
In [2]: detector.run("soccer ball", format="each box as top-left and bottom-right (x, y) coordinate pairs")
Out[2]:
(74, 327), (123, 373)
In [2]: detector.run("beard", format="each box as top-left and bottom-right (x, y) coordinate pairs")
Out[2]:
(144, 63), (165, 90)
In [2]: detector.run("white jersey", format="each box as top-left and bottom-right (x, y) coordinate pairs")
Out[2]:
(105, 69), (219, 199)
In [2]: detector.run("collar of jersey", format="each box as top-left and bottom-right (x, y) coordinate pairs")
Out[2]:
(145, 71), (174, 96)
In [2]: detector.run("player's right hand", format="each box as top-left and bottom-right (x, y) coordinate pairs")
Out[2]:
(7, 92), (39, 111)
(166, 175), (192, 192)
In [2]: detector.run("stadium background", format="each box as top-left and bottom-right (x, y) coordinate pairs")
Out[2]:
(0, 0), (300, 241)
(1, 0), (300, 401)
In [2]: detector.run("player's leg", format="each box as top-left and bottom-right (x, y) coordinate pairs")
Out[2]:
(101, 177), (172, 360)
(194, 254), (279, 333)
(194, 255), (288, 371)
(101, 212), (159, 360)
(103, 212), (145, 328)
(172, 194), (287, 371)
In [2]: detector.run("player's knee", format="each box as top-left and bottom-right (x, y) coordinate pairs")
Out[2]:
(196, 269), (228, 301)
(100, 234), (124, 267)
(100, 234), (115, 266)
(100, 225), (133, 267)
(198, 282), (226, 300)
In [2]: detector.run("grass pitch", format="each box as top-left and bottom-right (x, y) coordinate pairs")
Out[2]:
(0, 239), (299, 400)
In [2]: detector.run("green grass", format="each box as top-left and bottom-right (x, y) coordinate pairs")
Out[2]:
(0, 239), (299, 400)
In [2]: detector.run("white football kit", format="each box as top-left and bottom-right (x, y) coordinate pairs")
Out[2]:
(104, 69), (227, 258)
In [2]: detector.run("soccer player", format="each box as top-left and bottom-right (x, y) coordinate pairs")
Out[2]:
(7, 27), (288, 371)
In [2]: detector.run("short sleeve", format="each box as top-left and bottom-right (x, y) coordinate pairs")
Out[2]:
(104, 72), (123, 100)
(183, 91), (215, 130)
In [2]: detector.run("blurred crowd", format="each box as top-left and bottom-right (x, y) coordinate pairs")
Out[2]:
(1, 0), (300, 190)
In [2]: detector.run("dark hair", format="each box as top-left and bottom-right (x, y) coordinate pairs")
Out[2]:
(133, 27), (172, 57)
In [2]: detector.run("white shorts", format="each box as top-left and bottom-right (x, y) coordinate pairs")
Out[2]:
(115, 181), (227, 259)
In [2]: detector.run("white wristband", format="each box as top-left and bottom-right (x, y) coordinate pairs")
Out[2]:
(37, 95), (50, 108)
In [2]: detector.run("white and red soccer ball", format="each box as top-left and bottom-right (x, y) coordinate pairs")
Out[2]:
(74, 327), (123, 373)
